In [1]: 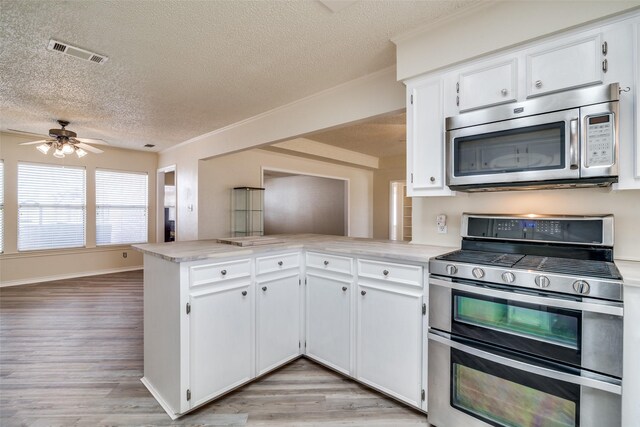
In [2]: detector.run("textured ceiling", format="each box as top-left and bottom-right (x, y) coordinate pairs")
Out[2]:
(0, 0), (478, 152)
(306, 112), (406, 158)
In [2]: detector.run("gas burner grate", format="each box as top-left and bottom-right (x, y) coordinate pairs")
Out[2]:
(515, 256), (622, 280)
(437, 250), (525, 267)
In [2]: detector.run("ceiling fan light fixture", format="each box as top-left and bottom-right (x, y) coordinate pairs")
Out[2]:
(62, 142), (75, 155)
(36, 143), (51, 154)
(75, 147), (87, 158)
(53, 148), (65, 158)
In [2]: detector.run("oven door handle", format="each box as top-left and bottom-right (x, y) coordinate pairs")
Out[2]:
(428, 331), (622, 395)
(429, 277), (623, 317)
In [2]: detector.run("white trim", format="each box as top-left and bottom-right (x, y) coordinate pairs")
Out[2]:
(261, 166), (351, 236)
(0, 266), (142, 288)
(160, 65), (397, 154)
(141, 377), (179, 421)
(391, 0), (499, 44)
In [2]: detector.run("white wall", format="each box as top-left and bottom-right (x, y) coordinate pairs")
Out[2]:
(158, 66), (404, 241)
(0, 132), (158, 285)
(198, 149), (372, 239)
(412, 188), (640, 261)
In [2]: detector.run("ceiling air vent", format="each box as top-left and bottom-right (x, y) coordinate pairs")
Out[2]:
(47, 39), (109, 64)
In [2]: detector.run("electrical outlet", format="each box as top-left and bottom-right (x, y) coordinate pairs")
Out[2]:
(437, 225), (448, 234)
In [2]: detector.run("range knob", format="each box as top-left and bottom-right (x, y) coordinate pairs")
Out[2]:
(446, 264), (458, 275)
(502, 272), (516, 283)
(573, 280), (590, 295)
(472, 268), (485, 279)
(535, 275), (550, 288)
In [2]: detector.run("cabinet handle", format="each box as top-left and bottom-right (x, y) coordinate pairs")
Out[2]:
(535, 80), (542, 89)
(241, 291), (247, 296)
(501, 88), (508, 96)
(278, 261), (283, 266)
(456, 95), (459, 106)
(383, 270), (389, 276)
(262, 286), (268, 292)
(324, 260), (329, 266)
(602, 41), (608, 56)
(221, 269), (227, 276)
(602, 59), (608, 73)
(430, 176), (435, 183)
(342, 286), (348, 292)
(361, 290), (367, 296)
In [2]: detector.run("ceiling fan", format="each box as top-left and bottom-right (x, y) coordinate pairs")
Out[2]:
(18, 120), (108, 158)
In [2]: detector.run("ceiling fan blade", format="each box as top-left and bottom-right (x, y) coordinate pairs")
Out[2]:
(74, 137), (109, 145)
(76, 142), (104, 154)
(19, 139), (53, 145)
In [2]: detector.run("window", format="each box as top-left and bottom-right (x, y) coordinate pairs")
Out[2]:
(96, 169), (148, 245)
(18, 163), (86, 251)
(0, 160), (4, 253)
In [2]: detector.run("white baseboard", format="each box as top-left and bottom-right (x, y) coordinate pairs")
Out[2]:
(141, 377), (179, 420)
(0, 266), (143, 288)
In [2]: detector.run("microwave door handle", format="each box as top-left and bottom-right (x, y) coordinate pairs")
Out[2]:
(428, 331), (622, 395)
(570, 118), (579, 170)
(429, 277), (623, 316)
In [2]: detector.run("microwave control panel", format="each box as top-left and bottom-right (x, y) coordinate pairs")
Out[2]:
(585, 114), (614, 167)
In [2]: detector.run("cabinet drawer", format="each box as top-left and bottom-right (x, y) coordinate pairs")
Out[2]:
(306, 252), (354, 275)
(357, 259), (422, 287)
(256, 252), (300, 275)
(190, 259), (251, 288)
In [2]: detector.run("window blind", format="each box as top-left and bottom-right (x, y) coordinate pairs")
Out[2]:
(96, 169), (148, 245)
(18, 163), (86, 251)
(0, 161), (4, 253)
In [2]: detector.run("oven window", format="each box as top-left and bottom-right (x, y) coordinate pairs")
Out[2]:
(452, 348), (579, 427)
(454, 292), (580, 349)
(454, 122), (565, 176)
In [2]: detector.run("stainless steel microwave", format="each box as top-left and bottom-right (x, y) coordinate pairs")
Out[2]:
(445, 83), (620, 192)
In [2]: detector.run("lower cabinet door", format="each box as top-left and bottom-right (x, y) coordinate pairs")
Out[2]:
(189, 281), (253, 407)
(357, 282), (423, 407)
(306, 273), (351, 375)
(257, 274), (300, 375)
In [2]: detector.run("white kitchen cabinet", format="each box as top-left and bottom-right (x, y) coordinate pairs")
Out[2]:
(189, 280), (253, 407)
(256, 273), (301, 375)
(356, 260), (425, 409)
(601, 17), (639, 189)
(636, 21), (640, 181)
(306, 272), (352, 375)
(406, 76), (453, 197)
(457, 58), (517, 112)
(526, 33), (604, 98)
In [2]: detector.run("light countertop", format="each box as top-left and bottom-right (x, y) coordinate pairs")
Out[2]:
(616, 260), (640, 288)
(133, 234), (456, 264)
(133, 235), (640, 288)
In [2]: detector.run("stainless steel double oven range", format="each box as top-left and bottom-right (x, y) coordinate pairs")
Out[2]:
(428, 214), (623, 427)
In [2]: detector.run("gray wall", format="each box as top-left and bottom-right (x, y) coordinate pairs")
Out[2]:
(264, 174), (346, 236)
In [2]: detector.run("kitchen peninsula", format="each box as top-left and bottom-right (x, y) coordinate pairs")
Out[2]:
(134, 235), (453, 419)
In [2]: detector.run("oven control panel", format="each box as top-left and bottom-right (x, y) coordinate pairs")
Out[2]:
(585, 114), (614, 167)
(466, 217), (603, 244)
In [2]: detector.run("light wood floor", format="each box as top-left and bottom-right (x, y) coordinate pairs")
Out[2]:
(1, 270), (430, 426)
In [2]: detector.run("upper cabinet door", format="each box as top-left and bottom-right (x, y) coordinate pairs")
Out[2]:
(527, 33), (604, 98)
(406, 77), (453, 197)
(458, 59), (517, 112)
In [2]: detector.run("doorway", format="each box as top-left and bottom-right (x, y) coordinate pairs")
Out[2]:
(157, 165), (176, 242)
